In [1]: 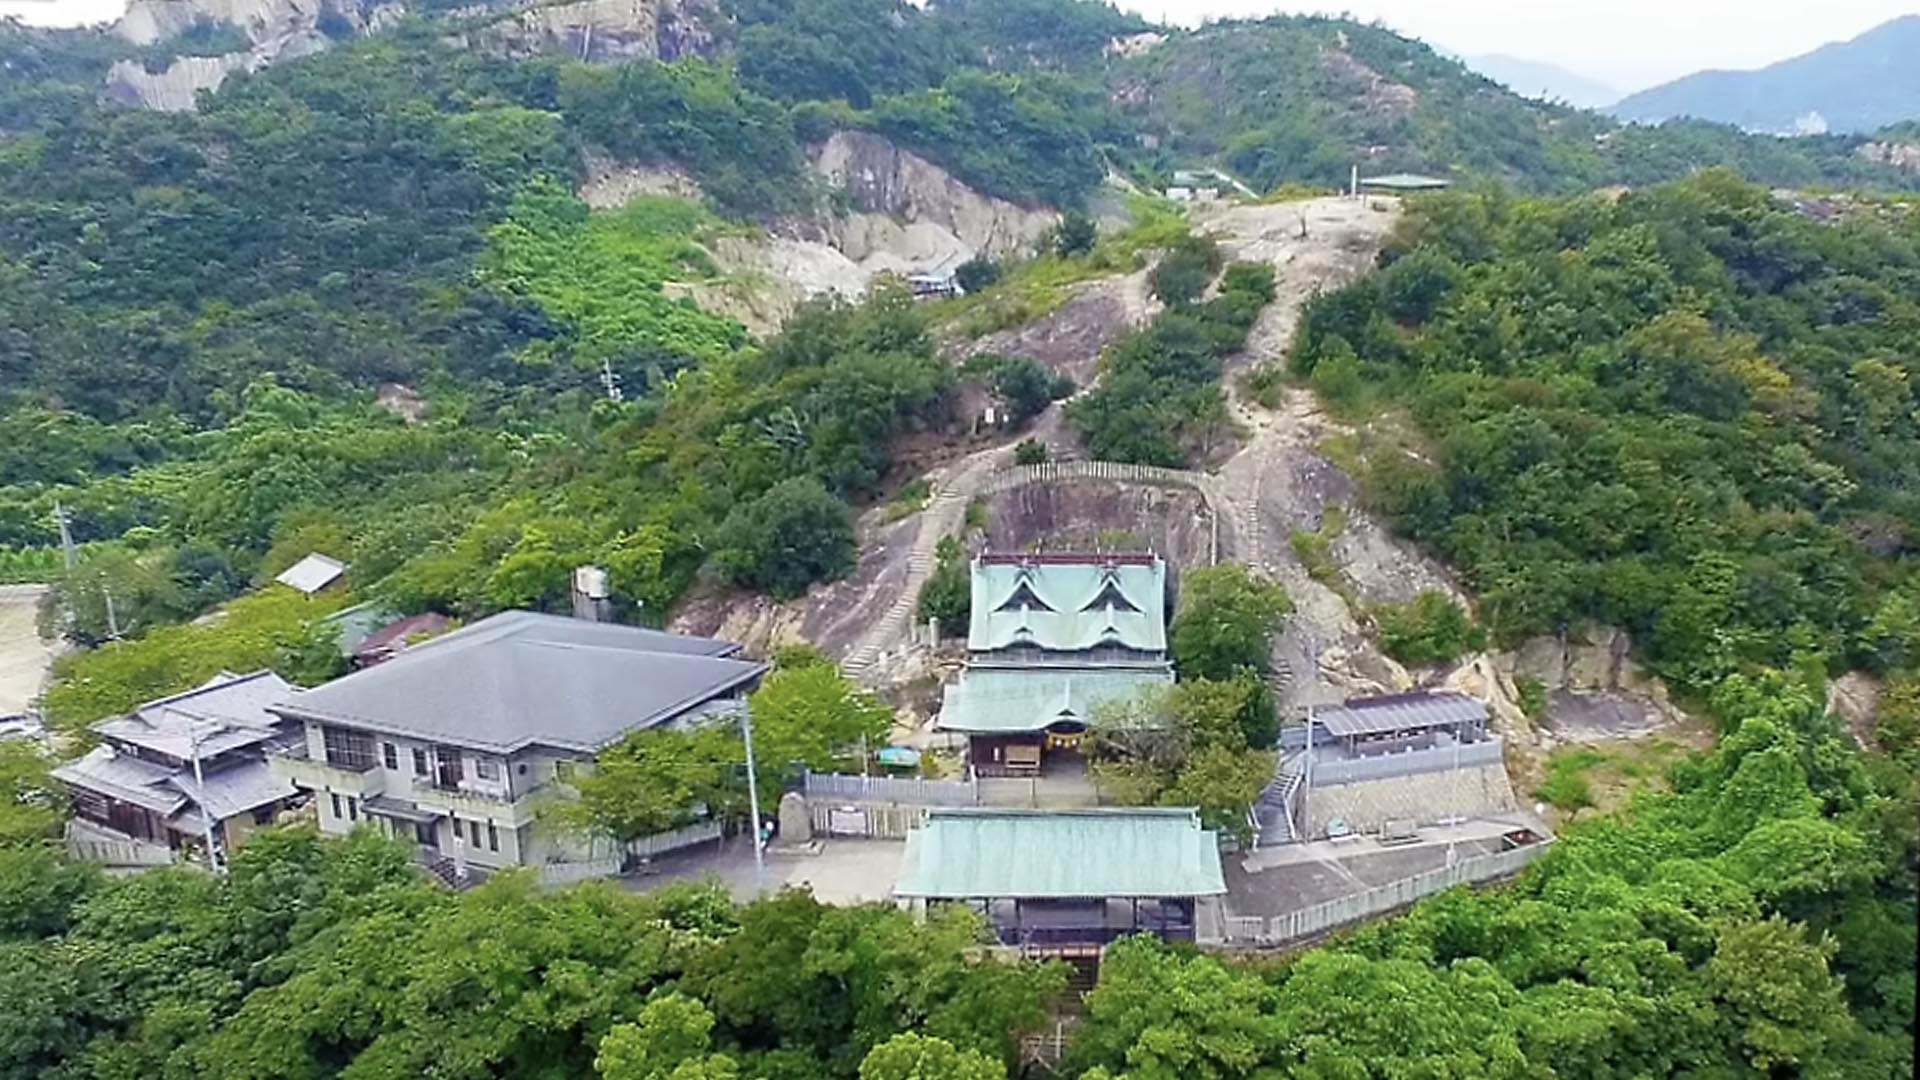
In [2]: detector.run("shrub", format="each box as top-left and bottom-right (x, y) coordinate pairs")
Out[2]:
(1375, 590), (1486, 666)
(954, 254), (1001, 293)
(1055, 211), (1097, 257)
(1014, 438), (1048, 466)
(713, 478), (856, 600)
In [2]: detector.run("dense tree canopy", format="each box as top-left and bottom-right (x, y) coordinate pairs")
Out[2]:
(1288, 172), (1920, 692)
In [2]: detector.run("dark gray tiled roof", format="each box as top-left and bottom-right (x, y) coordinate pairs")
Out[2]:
(1313, 691), (1487, 738)
(272, 611), (765, 753)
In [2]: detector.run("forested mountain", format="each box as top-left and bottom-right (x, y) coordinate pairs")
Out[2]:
(1, 3), (1916, 1079)
(7, 0), (1920, 680)
(1613, 15), (1920, 134)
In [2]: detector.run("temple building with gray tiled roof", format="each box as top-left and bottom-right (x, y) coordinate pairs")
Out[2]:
(938, 554), (1174, 777)
(54, 671), (305, 868)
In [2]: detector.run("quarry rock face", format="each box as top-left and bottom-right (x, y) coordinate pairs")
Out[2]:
(106, 54), (252, 112)
(107, 0), (401, 109)
(456, 0), (715, 63)
(811, 131), (1060, 261)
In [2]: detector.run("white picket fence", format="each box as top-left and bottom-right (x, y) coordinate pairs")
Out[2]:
(803, 771), (979, 806)
(536, 820), (726, 886)
(1225, 841), (1550, 946)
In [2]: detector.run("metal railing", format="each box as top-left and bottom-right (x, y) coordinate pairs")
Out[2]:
(1309, 738), (1504, 785)
(1224, 841), (1550, 946)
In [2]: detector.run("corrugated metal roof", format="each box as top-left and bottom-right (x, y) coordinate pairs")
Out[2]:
(274, 611), (765, 753)
(895, 808), (1225, 899)
(936, 666), (1172, 734)
(1359, 173), (1452, 190)
(1313, 692), (1487, 738)
(968, 558), (1167, 654)
(275, 553), (348, 594)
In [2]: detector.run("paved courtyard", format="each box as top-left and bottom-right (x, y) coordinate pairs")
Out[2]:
(619, 834), (907, 904)
(1224, 815), (1542, 918)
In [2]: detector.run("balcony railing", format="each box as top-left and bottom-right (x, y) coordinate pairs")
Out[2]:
(410, 783), (540, 827)
(268, 746), (386, 797)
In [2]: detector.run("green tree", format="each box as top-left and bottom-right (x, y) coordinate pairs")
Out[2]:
(562, 727), (741, 841)
(1708, 917), (1856, 1074)
(596, 994), (740, 1080)
(1374, 590), (1486, 666)
(1170, 565), (1291, 682)
(713, 478), (858, 601)
(858, 1032), (1005, 1080)
(748, 661), (895, 792)
(916, 536), (971, 638)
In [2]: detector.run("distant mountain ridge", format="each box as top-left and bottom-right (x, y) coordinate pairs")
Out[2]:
(1465, 53), (1618, 109)
(1611, 15), (1920, 134)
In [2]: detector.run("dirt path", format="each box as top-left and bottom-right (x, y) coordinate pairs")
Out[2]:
(0, 585), (57, 717)
(1189, 198), (1461, 708)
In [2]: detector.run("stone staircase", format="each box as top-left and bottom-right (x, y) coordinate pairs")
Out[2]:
(1253, 751), (1305, 847)
(841, 487), (970, 681)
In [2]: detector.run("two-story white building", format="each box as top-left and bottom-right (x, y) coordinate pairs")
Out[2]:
(266, 610), (766, 875)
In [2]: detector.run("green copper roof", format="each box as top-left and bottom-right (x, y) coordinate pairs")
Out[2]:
(936, 666), (1172, 734)
(895, 808), (1226, 899)
(968, 558), (1167, 653)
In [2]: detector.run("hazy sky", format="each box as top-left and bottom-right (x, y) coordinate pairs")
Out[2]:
(3, 0), (1915, 93)
(1115, 1), (1920, 92)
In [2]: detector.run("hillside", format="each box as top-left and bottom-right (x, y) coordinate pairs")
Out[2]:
(1613, 15), (1920, 134)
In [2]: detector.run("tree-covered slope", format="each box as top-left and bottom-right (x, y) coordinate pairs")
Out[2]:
(1285, 173), (1920, 696)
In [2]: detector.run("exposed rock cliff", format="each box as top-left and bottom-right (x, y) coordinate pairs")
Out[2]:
(106, 53), (251, 112)
(451, 0), (714, 64)
(107, 0), (399, 109)
(1856, 140), (1920, 172)
(811, 131), (1060, 261)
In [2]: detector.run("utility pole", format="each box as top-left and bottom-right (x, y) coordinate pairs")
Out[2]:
(1300, 707), (1314, 841)
(189, 719), (223, 874)
(741, 705), (765, 894)
(54, 500), (77, 569)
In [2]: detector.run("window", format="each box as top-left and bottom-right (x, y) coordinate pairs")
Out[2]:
(475, 756), (500, 781)
(321, 726), (377, 771)
(487, 822), (499, 852)
(252, 805), (276, 826)
(347, 798), (358, 822)
(382, 742), (398, 770)
(412, 747), (429, 776)
(468, 819), (482, 847)
(555, 760), (576, 782)
(330, 793), (342, 819)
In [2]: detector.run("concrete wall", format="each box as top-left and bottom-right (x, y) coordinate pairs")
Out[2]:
(1303, 762), (1517, 838)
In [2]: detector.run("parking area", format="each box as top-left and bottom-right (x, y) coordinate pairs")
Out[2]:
(619, 834), (907, 905)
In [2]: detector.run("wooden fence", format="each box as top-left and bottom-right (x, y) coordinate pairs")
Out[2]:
(1224, 841), (1550, 946)
(65, 833), (177, 868)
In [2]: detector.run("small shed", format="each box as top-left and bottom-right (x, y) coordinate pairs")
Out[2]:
(895, 807), (1226, 951)
(1311, 691), (1488, 755)
(1358, 173), (1452, 193)
(274, 553), (347, 595)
